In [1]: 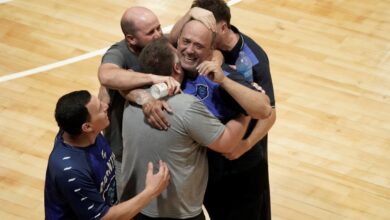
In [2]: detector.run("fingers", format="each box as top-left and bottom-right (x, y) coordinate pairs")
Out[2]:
(161, 101), (173, 113)
(196, 61), (214, 75)
(165, 77), (181, 96)
(143, 100), (170, 130)
(202, 16), (216, 32)
(154, 160), (170, 190)
(143, 103), (162, 130)
(159, 160), (170, 186)
(157, 160), (165, 175)
(148, 107), (169, 130)
(251, 82), (265, 93)
(197, 61), (225, 84)
(190, 7), (216, 32)
(147, 162), (153, 175)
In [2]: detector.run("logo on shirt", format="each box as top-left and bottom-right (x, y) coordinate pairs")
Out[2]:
(196, 84), (209, 100)
(101, 150), (107, 160)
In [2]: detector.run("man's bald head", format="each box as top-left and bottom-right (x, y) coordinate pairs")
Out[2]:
(120, 7), (158, 36)
(120, 7), (162, 51)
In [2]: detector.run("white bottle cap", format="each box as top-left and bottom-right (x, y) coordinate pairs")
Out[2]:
(151, 83), (168, 99)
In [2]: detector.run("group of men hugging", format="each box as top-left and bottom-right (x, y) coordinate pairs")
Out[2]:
(44, 0), (276, 220)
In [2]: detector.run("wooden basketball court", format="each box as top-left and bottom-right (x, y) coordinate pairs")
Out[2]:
(0, 0), (389, 219)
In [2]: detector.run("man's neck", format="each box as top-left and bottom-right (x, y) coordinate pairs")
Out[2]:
(221, 29), (239, 51)
(185, 69), (199, 80)
(63, 132), (96, 148)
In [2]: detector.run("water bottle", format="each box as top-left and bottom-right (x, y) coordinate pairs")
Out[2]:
(150, 83), (168, 99)
(235, 51), (253, 82)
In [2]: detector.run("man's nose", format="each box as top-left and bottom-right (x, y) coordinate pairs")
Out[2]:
(185, 44), (194, 54)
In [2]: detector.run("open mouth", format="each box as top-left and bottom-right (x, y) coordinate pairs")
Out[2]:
(182, 54), (197, 65)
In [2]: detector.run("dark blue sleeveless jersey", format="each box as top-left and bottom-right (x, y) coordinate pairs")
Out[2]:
(44, 132), (117, 220)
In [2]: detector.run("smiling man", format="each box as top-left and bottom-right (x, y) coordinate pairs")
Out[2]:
(177, 19), (271, 122)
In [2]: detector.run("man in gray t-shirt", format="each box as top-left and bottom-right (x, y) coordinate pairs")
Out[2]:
(97, 7), (180, 193)
(121, 38), (250, 219)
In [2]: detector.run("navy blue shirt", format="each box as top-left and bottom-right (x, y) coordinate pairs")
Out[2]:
(44, 131), (117, 220)
(208, 26), (276, 173)
(222, 26), (275, 108)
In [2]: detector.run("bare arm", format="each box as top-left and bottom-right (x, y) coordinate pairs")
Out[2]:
(208, 114), (251, 153)
(98, 63), (154, 91)
(101, 161), (170, 220)
(98, 63), (181, 93)
(224, 109), (276, 160)
(211, 50), (224, 66)
(220, 76), (272, 119)
(98, 85), (111, 104)
(197, 61), (272, 119)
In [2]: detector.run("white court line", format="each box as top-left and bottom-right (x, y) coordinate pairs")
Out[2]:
(0, 0), (12, 4)
(0, 48), (108, 83)
(0, 25), (173, 83)
(227, 0), (241, 6)
(0, 0), (241, 83)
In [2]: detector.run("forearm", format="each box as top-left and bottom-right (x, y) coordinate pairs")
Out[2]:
(98, 85), (111, 104)
(120, 89), (154, 105)
(209, 115), (250, 153)
(98, 65), (154, 90)
(220, 77), (272, 119)
(101, 189), (154, 220)
(246, 109), (276, 147)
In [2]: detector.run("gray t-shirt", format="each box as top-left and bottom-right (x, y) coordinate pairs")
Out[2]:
(121, 93), (225, 218)
(101, 39), (139, 162)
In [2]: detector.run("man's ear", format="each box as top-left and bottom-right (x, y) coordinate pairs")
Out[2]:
(81, 122), (92, 133)
(220, 21), (229, 34)
(126, 34), (137, 47)
(173, 62), (182, 75)
(172, 62), (183, 82)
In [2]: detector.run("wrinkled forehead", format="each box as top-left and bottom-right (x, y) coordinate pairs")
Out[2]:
(181, 20), (213, 47)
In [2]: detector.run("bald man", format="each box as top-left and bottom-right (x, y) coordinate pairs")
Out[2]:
(177, 20), (271, 121)
(97, 7), (180, 191)
(171, 2), (276, 219)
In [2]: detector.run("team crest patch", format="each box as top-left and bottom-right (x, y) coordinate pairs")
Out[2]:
(196, 84), (209, 100)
